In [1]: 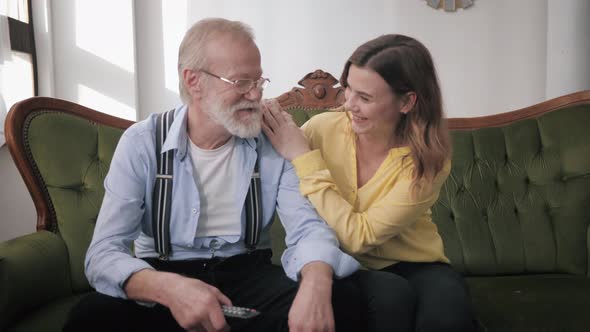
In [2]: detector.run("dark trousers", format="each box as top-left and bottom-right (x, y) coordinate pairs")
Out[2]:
(63, 250), (362, 332)
(354, 262), (476, 332)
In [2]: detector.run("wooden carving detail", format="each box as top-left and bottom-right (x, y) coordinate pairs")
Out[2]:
(276, 70), (345, 110)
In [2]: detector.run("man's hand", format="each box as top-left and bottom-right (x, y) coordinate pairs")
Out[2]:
(125, 269), (231, 332)
(262, 99), (311, 161)
(288, 262), (335, 332)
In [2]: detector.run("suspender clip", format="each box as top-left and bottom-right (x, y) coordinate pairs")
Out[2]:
(245, 245), (256, 254)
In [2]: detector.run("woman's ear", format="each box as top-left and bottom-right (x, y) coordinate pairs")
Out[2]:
(400, 92), (417, 114)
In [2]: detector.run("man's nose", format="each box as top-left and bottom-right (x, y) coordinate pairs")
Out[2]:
(243, 86), (263, 101)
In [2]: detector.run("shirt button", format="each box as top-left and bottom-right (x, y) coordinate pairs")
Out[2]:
(191, 208), (197, 214)
(210, 239), (221, 249)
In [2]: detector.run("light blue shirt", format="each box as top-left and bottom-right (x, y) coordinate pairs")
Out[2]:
(85, 105), (360, 299)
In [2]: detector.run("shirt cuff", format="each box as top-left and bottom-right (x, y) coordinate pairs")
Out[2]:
(291, 149), (327, 179)
(281, 239), (360, 281)
(88, 256), (154, 300)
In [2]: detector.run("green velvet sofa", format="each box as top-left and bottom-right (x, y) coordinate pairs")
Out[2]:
(1, 71), (590, 331)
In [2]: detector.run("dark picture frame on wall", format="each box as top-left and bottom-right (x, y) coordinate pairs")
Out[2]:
(5, 0), (38, 95)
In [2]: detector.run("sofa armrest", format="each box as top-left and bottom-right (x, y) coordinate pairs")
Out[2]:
(587, 225), (590, 277)
(0, 230), (72, 330)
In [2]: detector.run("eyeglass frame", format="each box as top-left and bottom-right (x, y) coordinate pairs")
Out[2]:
(199, 69), (270, 94)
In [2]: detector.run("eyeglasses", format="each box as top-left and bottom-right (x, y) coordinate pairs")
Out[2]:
(200, 69), (270, 94)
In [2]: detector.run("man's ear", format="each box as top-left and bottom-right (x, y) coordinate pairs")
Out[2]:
(400, 92), (417, 114)
(183, 69), (202, 99)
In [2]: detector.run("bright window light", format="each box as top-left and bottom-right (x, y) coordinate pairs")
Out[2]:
(78, 84), (136, 121)
(1, 52), (34, 111)
(0, 0), (29, 23)
(162, 0), (187, 93)
(75, 0), (135, 73)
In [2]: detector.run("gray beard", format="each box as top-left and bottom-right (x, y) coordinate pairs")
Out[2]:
(205, 99), (262, 138)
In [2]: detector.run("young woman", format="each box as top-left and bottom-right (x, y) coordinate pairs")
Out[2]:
(262, 34), (476, 332)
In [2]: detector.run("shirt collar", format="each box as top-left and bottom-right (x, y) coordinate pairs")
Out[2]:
(160, 105), (189, 160)
(161, 104), (259, 160)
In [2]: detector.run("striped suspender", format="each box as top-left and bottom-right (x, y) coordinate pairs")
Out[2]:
(152, 109), (175, 260)
(244, 140), (263, 250)
(151, 110), (263, 258)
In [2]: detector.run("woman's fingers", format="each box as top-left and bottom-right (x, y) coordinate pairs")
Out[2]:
(264, 99), (286, 126)
(282, 111), (296, 126)
(262, 105), (281, 130)
(261, 117), (275, 137)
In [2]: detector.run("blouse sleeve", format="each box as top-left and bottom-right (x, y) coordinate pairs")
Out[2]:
(291, 151), (450, 255)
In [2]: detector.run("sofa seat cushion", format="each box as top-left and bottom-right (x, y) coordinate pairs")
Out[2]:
(467, 274), (590, 332)
(6, 293), (91, 332)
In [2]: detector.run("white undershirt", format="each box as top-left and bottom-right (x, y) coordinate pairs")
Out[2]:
(189, 137), (241, 238)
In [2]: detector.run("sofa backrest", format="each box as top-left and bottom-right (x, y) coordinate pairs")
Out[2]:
(434, 104), (590, 276)
(5, 97), (132, 293)
(274, 70), (590, 277)
(6, 73), (590, 293)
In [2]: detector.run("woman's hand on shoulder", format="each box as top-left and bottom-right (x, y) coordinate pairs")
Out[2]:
(262, 99), (311, 161)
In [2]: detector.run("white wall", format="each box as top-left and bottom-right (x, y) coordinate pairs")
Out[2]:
(0, 0), (53, 241)
(2, 0), (590, 241)
(51, 0), (138, 121)
(546, 0), (590, 99)
(33, 0), (54, 98)
(0, 0), (140, 241)
(135, 0), (555, 119)
(0, 145), (36, 241)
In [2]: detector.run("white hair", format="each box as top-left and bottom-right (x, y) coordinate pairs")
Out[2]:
(177, 18), (255, 104)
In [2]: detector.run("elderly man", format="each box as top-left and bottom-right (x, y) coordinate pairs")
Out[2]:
(63, 18), (362, 332)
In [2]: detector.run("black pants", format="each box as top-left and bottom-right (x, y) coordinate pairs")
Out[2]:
(354, 262), (476, 332)
(63, 250), (362, 332)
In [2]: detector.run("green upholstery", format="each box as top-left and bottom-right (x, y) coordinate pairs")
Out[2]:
(6, 294), (90, 332)
(1, 95), (589, 331)
(27, 113), (123, 292)
(0, 107), (125, 331)
(466, 275), (590, 331)
(433, 106), (590, 277)
(289, 109), (328, 127)
(0, 231), (71, 329)
(588, 227), (590, 277)
(278, 104), (590, 331)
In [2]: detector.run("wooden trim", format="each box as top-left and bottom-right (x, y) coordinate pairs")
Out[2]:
(448, 90), (590, 130)
(276, 69), (345, 110)
(5, 97), (134, 231)
(276, 71), (590, 131)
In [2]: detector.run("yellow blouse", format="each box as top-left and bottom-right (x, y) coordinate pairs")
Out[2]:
(291, 111), (451, 270)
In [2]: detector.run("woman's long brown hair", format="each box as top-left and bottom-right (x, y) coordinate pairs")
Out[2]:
(341, 34), (451, 197)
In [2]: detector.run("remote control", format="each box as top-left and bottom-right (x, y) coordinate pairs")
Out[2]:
(221, 305), (260, 319)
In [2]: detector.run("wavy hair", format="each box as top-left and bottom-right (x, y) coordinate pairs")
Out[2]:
(340, 34), (451, 196)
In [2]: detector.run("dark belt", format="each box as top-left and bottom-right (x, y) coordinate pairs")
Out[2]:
(142, 249), (272, 277)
